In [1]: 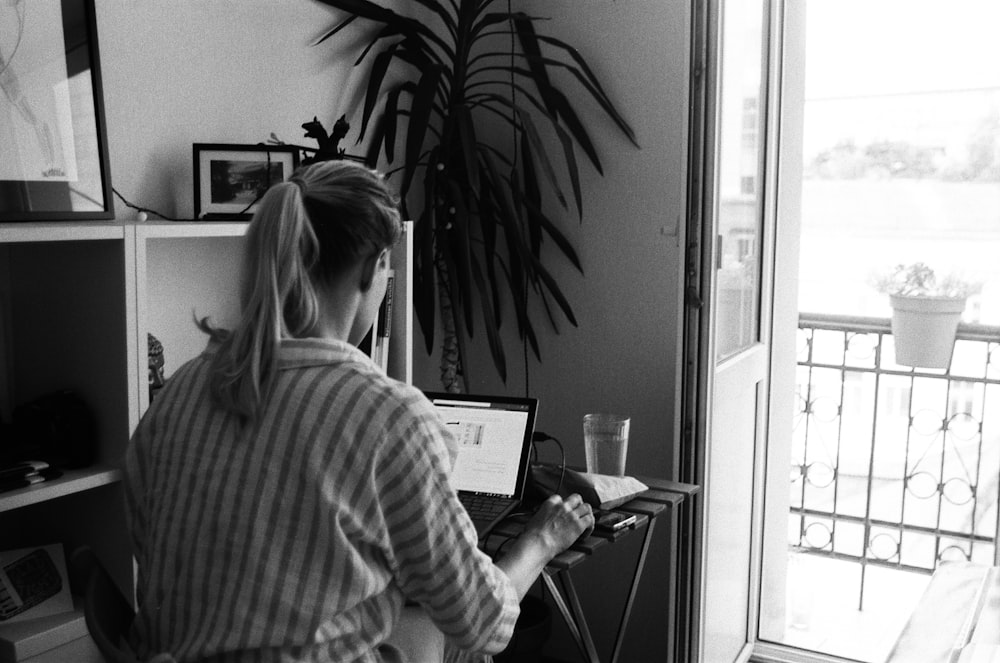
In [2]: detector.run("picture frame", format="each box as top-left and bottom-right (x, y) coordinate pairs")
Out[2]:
(0, 0), (114, 222)
(193, 143), (300, 220)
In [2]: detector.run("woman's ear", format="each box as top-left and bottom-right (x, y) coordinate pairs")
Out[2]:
(358, 248), (389, 292)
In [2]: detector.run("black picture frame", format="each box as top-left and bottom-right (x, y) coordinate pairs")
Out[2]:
(193, 144), (300, 220)
(0, 0), (114, 222)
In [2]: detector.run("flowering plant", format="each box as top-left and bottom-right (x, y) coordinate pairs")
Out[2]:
(872, 262), (981, 298)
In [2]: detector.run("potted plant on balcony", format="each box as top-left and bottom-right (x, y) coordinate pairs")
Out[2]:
(873, 262), (980, 369)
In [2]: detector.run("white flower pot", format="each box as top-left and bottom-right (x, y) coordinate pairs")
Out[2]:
(889, 294), (967, 369)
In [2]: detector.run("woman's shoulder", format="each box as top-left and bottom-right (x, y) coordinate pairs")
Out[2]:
(365, 374), (436, 421)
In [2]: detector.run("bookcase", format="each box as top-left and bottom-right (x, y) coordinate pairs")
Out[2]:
(0, 219), (412, 660)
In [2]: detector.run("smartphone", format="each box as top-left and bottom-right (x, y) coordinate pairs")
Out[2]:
(594, 510), (637, 533)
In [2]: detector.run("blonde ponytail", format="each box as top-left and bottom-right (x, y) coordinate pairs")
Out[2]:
(198, 160), (401, 422)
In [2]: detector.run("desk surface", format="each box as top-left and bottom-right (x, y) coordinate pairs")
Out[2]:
(482, 475), (696, 570)
(482, 475), (699, 663)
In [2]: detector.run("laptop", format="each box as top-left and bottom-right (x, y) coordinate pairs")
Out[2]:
(424, 392), (538, 539)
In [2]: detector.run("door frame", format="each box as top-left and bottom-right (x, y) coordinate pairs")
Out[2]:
(681, 0), (790, 660)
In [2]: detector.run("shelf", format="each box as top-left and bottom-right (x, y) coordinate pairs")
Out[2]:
(133, 220), (249, 239)
(19, 633), (102, 663)
(0, 222), (126, 243)
(0, 465), (123, 513)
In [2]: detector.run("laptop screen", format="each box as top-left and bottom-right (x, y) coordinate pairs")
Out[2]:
(424, 392), (537, 499)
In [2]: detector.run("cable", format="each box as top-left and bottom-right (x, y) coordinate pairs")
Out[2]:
(531, 431), (566, 497)
(112, 187), (187, 221)
(491, 431), (568, 559)
(113, 144), (277, 221)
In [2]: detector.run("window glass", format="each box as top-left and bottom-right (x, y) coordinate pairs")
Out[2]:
(716, 0), (766, 360)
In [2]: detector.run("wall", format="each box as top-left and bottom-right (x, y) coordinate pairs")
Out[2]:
(451, 0), (691, 488)
(95, 0), (690, 660)
(97, 1), (369, 220)
(470, 5), (689, 660)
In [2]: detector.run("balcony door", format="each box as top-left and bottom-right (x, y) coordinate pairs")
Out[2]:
(683, 0), (783, 661)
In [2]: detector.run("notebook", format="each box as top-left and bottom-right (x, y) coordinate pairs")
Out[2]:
(424, 392), (538, 539)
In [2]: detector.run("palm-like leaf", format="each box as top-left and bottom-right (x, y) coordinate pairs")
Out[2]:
(314, 0), (638, 389)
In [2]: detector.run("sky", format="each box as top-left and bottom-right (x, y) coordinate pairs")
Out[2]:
(805, 0), (1000, 100)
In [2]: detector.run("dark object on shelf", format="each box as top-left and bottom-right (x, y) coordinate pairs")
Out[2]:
(148, 333), (165, 402)
(301, 115), (354, 164)
(199, 213), (252, 221)
(0, 461), (63, 494)
(265, 116), (368, 170)
(11, 390), (96, 469)
(495, 594), (552, 663)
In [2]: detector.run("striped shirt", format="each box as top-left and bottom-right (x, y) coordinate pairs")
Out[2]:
(124, 338), (518, 662)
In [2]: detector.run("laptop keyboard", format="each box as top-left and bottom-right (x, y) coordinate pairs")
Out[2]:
(459, 493), (514, 529)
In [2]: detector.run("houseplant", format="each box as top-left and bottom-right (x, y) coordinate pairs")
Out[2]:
(873, 262), (980, 369)
(310, 0), (638, 391)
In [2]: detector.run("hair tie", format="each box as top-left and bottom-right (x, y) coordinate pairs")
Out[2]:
(291, 178), (307, 196)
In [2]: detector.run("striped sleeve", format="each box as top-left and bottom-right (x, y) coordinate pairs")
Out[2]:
(371, 392), (519, 655)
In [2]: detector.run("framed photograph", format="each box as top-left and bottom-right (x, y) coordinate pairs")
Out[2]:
(193, 144), (300, 220)
(0, 0), (114, 222)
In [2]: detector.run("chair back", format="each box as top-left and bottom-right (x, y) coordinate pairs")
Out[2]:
(71, 546), (139, 663)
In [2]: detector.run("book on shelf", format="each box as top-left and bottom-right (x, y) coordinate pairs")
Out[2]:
(374, 270), (395, 372)
(356, 269), (395, 372)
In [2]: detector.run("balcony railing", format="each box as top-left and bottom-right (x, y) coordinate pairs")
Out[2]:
(792, 313), (1000, 603)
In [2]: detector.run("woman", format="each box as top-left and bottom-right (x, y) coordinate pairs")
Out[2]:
(124, 160), (593, 662)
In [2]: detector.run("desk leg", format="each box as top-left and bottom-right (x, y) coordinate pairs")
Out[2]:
(609, 517), (657, 663)
(542, 570), (600, 663)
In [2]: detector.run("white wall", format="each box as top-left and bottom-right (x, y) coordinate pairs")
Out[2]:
(97, 1), (366, 220)
(95, 1), (690, 659)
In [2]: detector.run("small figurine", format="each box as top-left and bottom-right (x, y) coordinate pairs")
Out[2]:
(148, 333), (165, 401)
(301, 115), (351, 164)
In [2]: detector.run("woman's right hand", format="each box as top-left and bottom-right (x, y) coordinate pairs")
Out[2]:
(494, 493), (595, 601)
(522, 493), (595, 558)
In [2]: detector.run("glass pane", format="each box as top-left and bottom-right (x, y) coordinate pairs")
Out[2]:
(715, 0), (766, 361)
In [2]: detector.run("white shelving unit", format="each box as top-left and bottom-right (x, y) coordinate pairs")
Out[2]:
(132, 222), (249, 417)
(0, 223), (133, 662)
(0, 218), (412, 661)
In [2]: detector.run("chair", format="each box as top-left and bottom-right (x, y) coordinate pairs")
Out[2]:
(70, 546), (140, 663)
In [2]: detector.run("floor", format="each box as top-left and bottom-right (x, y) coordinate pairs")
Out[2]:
(778, 553), (931, 662)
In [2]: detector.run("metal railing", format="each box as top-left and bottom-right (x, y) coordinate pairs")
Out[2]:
(792, 313), (1000, 604)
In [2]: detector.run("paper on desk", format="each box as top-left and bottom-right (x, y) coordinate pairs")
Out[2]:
(531, 465), (648, 510)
